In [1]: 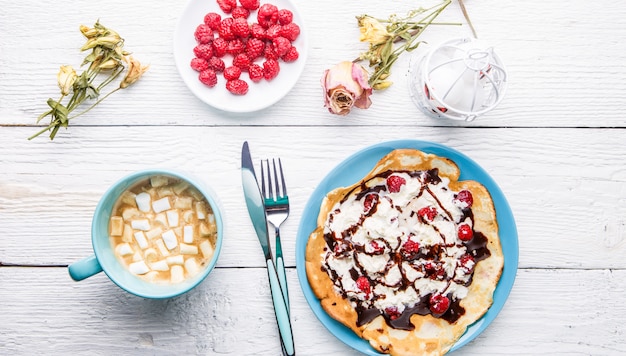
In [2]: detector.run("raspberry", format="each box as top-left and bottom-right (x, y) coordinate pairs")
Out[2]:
(232, 53), (251, 71)
(418, 206), (437, 221)
(459, 253), (475, 274)
(425, 263), (445, 280)
(199, 69), (218, 87)
(429, 294), (450, 315)
(223, 66), (242, 80)
(277, 9), (293, 25)
(250, 23), (266, 39)
(208, 57), (225, 72)
(231, 18), (250, 38)
(355, 276), (371, 296)
(212, 37), (228, 57)
(363, 193), (378, 212)
(281, 46), (299, 62)
(333, 241), (350, 257)
(265, 24), (282, 40)
(272, 36), (291, 57)
(280, 23), (300, 42)
(401, 239), (420, 259)
(424, 262), (437, 275)
(239, 0), (260, 11)
(455, 190), (474, 208)
(386, 175), (406, 193)
(248, 63), (264, 82)
(385, 306), (401, 320)
(226, 38), (245, 55)
(194, 24), (214, 44)
(263, 59), (280, 80)
(193, 43), (214, 60)
(218, 18), (235, 41)
(193, 3), (302, 90)
(263, 43), (279, 60)
(257, 3), (278, 28)
(204, 12), (222, 30)
(403, 239), (420, 253)
(367, 240), (385, 254)
(231, 6), (250, 19)
(457, 223), (473, 241)
(226, 79), (249, 95)
(216, 0), (236, 13)
(424, 262), (445, 280)
(190, 57), (209, 72)
(245, 38), (265, 59)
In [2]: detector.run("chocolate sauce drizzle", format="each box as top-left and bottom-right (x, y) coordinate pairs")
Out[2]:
(322, 169), (492, 330)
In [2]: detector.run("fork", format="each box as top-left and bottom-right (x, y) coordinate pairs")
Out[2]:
(260, 158), (290, 310)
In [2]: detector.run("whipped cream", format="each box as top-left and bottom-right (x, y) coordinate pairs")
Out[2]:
(320, 169), (490, 328)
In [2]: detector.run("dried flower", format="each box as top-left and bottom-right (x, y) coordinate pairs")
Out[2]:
(322, 61), (373, 116)
(57, 65), (77, 96)
(120, 56), (149, 89)
(321, 0), (461, 115)
(30, 20), (148, 140)
(358, 16), (391, 46)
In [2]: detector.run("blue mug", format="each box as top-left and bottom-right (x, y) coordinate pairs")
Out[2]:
(68, 169), (223, 299)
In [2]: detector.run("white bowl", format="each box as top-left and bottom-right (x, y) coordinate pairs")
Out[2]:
(174, 0), (308, 113)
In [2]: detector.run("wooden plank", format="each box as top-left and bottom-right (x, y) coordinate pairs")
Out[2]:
(1, 267), (624, 355)
(1, 126), (626, 268)
(1, 1), (625, 128)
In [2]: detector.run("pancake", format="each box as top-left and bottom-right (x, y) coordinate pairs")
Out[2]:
(305, 149), (504, 355)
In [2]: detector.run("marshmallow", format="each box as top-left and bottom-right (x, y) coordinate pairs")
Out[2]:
(161, 230), (178, 250)
(152, 197), (171, 213)
(135, 192), (152, 212)
(150, 259), (169, 271)
(133, 231), (148, 249)
(150, 176), (168, 188)
(115, 243), (133, 256)
(180, 243), (198, 255)
(144, 248), (158, 262)
(166, 255), (184, 265)
(131, 219), (151, 231)
(199, 240), (214, 259)
(110, 216), (124, 236)
(185, 258), (199, 276)
(155, 239), (170, 257)
(183, 225), (194, 244)
(146, 227), (163, 240)
(170, 265), (184, 283)
(129, 260), (150, 275)
(166, 210), (179, 227)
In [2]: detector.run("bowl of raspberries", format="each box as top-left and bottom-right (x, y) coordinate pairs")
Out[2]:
(174, 0), (307, 112)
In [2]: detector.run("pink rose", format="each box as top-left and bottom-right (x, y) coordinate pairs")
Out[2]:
(321, 61), (372, 115)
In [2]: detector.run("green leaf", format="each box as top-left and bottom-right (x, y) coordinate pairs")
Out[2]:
(76, 72), (89, 89)
(406, 40), (425, 52)
(46, 99), (69, 117)
(86, 85), (99, 99)
(82, 52), (97, 66)
(380, 41), (393, 64)
(36, 109), (53, 124)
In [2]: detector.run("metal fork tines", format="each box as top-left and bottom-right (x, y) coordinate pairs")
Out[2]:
(260, 158), (290, 309)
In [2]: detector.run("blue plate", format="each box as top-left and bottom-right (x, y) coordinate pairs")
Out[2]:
(295, 139), (518, 355)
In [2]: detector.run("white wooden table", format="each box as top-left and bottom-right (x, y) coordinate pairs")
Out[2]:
(2, 0), (626, 354)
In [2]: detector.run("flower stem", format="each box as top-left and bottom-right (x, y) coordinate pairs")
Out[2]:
(97, 65), (124, 91)
(365, 0), (453, 87)
(28, 125), (55, 140)
(68, 87), (121, 120)
(458, 0), (478, 38)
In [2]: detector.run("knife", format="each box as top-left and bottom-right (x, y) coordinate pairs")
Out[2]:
(241, 141), (295, 356)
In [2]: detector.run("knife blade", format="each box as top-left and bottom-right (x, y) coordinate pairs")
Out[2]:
(241, 141), (295, 356)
